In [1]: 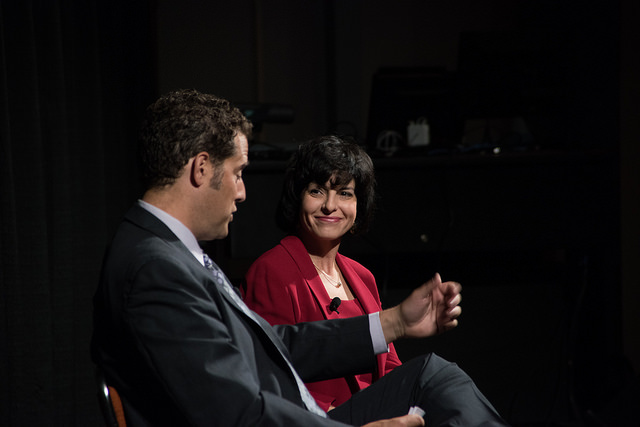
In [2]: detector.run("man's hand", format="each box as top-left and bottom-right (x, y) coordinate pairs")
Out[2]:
(380, 273), (462, 344)
(362, 414), (425, 427)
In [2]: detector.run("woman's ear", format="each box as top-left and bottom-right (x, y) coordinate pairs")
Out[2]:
(190, 152), (211, 187)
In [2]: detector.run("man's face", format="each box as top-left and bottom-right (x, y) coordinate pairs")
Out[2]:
(202, 133), (248, 240)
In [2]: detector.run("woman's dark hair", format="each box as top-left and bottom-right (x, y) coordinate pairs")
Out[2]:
(138, 89), (253, 189)
(276, 135), (376, 235)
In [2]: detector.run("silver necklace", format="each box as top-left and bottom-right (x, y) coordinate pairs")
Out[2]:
(311, 260), (342, 288)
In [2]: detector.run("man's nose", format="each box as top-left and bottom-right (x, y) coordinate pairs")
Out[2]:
(236, 180), (246, 203)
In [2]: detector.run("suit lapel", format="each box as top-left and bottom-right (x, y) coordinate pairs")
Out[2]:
(336, 254), (380, 314)
(280, 236), (388, 382)
(280, 236), (379, 317)
(129, 204), (293, 358)
(281, 237), (334, 319)
(201, 253), (297, 364)
(204, 256), (322, 413)
(336, 254), (388, 380)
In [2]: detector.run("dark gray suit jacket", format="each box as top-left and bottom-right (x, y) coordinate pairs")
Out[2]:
(91, 204), (376, 426)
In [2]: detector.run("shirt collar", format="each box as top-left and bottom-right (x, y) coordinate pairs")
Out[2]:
(137, 199), (206, 266)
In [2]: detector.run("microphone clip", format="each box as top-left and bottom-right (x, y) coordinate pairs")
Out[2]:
(329, 297), (341, 314)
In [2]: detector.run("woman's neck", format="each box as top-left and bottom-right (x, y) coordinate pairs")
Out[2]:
(297, 234), (341, 271)
(297, 234), (355, 300)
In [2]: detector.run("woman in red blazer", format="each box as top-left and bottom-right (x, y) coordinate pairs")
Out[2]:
(242, 135), (402, 412)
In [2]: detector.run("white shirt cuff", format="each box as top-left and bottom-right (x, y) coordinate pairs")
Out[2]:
(368, 312), (389, 355)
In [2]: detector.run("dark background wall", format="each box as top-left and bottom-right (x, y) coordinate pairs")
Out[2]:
(1, 0), (638, 425)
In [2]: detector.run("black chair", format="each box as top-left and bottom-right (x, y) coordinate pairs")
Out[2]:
(95, 367), (127, 427)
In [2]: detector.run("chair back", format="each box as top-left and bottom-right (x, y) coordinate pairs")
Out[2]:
(96, 367), (127, 427)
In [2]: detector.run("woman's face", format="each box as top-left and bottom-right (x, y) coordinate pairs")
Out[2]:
(298, 177), (357, 243)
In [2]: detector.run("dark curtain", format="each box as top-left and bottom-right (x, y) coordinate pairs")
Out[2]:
(0, 1), (156, 424)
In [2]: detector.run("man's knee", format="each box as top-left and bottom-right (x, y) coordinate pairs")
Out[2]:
(413, 353), (472, 389)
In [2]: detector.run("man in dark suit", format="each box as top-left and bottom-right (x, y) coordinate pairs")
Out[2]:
(91, 89), (508, 426)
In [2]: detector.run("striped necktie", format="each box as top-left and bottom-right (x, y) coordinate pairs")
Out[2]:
(202, 253), (326, 417)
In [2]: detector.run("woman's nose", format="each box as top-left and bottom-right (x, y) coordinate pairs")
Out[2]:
(322, 193), (337, 212)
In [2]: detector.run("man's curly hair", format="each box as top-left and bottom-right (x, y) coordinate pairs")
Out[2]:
(138, 89), (252, 189)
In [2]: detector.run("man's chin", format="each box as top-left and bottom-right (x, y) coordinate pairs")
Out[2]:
(214, 229), (230, 240)
(199, 227), (229, 242)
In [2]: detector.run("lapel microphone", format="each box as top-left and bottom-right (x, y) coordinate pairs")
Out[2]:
(329, 297), (341, 314)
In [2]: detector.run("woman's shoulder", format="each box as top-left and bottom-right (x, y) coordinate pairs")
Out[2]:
(337, 253), (374, 279)
(251, 236), (300, 262)
(246, 236), (304, 276)
(242, 237), (308, 309)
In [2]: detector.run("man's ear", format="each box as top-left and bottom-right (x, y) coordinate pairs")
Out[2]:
(190, 152), (211, 187)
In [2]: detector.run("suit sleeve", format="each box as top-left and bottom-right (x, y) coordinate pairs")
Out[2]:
(123, 255), (354, 427)
(244, 251), (377, 382)
(367, 269), (403, 373)
(352, 263), (403, 375)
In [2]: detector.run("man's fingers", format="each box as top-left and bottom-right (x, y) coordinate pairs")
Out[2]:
(402, 414), (425, 426)
(447, 292), (462, 309)
(419, 273), (442, 295)
(440, 318), (459, 332)
(441, 280), (462, 296)
(361, 414), (425, 427)
(448, 305), (462, 318)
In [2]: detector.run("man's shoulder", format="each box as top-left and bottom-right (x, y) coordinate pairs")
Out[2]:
(104, 209), (194, 278)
